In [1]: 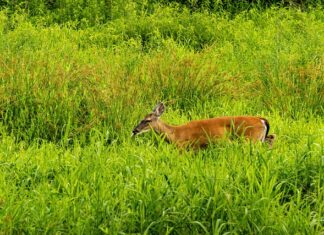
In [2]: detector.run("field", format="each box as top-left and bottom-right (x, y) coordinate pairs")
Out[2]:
(0, 2), (324, 234)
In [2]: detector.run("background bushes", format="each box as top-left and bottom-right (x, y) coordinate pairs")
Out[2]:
(0, 0), (322, 26)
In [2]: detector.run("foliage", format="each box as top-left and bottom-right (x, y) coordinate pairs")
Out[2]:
(0, 4), (323, 234)
(0, 118), (323, 234)
(0, 8), (323, 142)
(0, 0), (323, 26)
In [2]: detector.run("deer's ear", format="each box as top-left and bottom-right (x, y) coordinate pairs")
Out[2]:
(152, 102), (165, 117)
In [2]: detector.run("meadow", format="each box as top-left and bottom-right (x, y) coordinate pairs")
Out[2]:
(0, 2), (324, 234)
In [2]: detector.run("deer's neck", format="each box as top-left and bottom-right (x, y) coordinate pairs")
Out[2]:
(153, 120), (177, 143)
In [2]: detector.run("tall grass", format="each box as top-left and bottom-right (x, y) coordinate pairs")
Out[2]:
(0, 7), (323, 142)
(0, 5), (323, 234)
(0, 117), (323, 233)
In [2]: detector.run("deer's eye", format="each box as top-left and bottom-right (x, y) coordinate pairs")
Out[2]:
(141, 120), (150, 124)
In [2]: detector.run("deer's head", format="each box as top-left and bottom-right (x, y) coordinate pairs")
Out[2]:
(132, 102), (165, 137)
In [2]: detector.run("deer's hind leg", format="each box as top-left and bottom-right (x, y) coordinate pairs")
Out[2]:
(265, 134), (276, 148)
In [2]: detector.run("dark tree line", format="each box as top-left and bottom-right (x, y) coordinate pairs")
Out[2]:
(0, 0), (322, 26)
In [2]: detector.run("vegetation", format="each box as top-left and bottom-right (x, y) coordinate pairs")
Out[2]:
(1, 0), (323, 26)
(0, 1), (323, 234)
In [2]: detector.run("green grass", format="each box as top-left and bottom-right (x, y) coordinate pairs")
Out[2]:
(0, 6), (324, 234)
(0, 117), (323, 234)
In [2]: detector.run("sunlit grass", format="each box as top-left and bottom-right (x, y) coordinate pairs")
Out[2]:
(0, 115), (323, 233)
(0, 7), (323, 234)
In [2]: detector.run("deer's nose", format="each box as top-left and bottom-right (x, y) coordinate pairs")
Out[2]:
(131, 129), (139, 137)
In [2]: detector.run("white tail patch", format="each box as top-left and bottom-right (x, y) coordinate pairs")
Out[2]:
(260, 119), (268, 142)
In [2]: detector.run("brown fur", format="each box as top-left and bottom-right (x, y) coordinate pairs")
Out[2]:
(132, 103), (276, 149)
(152, 116), (269, 149)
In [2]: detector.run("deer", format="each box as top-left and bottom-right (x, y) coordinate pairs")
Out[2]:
(132, 102), (276, 149)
